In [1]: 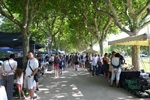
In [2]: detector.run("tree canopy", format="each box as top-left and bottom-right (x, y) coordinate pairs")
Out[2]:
(0, 0), (150, 56)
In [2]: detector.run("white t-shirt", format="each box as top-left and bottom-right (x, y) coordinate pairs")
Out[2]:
(3, 59), (17, 75)
(50, 56), (54, 61)
(16, 75), (23, 84)
(92, 56), (98, 66)
(25, 58), (39, 77)
(112, 57), (120, 66)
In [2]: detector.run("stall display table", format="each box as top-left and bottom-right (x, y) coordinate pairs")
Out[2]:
(0, 86), (8, 100)
(119, 71), (140, 88)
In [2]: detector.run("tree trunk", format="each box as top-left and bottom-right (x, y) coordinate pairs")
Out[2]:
(132, 45), (140, 71)
(48, 33), (53, 56)
(56, 34), (61, 53)
(21, 28), (29, 68)
(99, 40), (104, 56)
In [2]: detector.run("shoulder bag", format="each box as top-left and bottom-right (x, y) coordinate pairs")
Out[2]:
(28, 61), (40, 82)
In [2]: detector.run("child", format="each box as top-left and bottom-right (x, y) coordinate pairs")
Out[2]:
(15, 68), (26, 100)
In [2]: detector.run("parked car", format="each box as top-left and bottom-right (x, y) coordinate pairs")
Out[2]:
(140, 54), (148, 58)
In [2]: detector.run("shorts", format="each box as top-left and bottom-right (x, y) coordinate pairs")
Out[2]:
(16, 84), (23, 89)
(33, 80), (36, 87)
(81, 59), (85, 63)
(75, 61), (79, 65)
(54, 63), (59, 67)
(24, 76), (34, 90)
(111, 68), (121, 81)
(59, 66), (63, 69)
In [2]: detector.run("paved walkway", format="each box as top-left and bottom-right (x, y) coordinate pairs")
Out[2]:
(35, 67), (148, 100)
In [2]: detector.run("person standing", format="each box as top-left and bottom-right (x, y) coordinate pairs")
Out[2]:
(85, 53), (89, 70)
(80, 54), (85, 69)
(110, 53), (122, 87)
(103, 53), (110, 82)
(74, 53), (79, 71)
(54, 53), (59, 77)
(2, 54), (17, 100)
(24, 51), (38, 100)
(15, 68), (26, 100)
(59, 55), (64, 74)
(97, 54), (102, 75)
(92, 54), (98, 75)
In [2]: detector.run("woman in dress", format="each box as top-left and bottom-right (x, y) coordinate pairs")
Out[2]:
(103, 53), (110, 82)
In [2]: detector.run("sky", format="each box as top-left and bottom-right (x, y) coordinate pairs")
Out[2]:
(93, 24), (150, 51)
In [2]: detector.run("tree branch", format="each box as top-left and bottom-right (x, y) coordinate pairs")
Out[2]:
(127, 0), (135, 16)
(138, 20), (150, 31)
(0, 1), (21, 26)
(33, 1), (42, 17)
(51, 15), (57, 31)
(138, 0), (150, 17)
(91, 0), (113, 18)
(53, 15), (65, 37)
(126, 7), (133, 28)
(45, 18), (52, 36)
(140, 8), (150, 25)
(37, 25), (49, 37)
(0, 0), (14, 17)
(82, 12), (95, 30)
(103, 17), (112, 33)
(104, 27), (109, 39)
(106, 0), (132, 35)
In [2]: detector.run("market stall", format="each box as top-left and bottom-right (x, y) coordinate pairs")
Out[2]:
(108, 33), (150, 98)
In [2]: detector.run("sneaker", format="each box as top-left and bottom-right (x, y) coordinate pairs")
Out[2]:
(33, 93), (37, 98)
(109, 84), (113, 87)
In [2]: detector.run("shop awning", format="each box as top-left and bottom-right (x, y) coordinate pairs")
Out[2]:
(108, 33), (150, 46)
(0, 32), (44, 49)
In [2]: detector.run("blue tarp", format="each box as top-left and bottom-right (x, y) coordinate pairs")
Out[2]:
(0, 47), (22, 51)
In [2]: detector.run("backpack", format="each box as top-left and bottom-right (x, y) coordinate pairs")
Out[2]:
(54, 56), (59, 64)
(75, 55), (78, 62)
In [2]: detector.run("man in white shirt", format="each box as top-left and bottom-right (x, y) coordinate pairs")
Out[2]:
(92, 54), (98, 76)
(24, 51), (38, 100)
(2, 54), (17, 100)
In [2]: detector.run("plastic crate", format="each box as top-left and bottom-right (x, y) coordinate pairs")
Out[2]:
(128, 84), (141, 90)
(125, 79), (138, 85)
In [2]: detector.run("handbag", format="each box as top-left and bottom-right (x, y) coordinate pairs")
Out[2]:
(97, 60), (102, 66)
(29, 61), (40, 82)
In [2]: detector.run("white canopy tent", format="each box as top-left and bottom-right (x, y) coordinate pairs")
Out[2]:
(108, 33), (150, 46)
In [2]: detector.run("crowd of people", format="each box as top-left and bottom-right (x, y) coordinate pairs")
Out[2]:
(0, 51), (125, 100)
